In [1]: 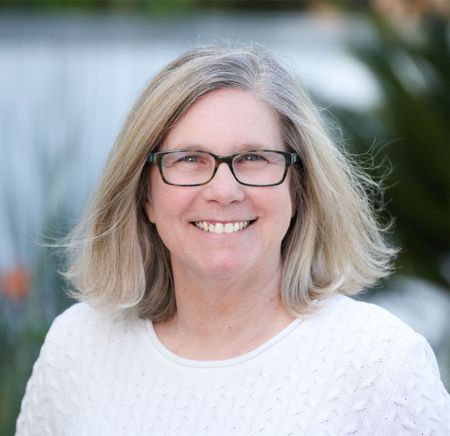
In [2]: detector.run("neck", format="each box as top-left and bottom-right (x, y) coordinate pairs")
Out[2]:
(154, 261), (295, 360)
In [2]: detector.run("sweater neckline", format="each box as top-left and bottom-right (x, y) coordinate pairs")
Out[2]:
(144, 316), (303, 369)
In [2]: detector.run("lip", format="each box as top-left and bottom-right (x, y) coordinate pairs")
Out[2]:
(189, 219), (257, 225)
(189, 218), (257, 224)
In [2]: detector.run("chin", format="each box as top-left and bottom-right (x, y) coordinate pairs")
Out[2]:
(196, 255), (253, 279)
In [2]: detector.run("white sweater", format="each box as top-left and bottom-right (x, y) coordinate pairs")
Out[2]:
(16, 294), (450, 436)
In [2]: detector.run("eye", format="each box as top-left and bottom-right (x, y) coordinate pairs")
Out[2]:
(236, 152), (270, 165)
(171, 153), (209, 165)
(239, 153), (267, 162)
(163, 152), (206, 168)
(179, 154), (200, 163)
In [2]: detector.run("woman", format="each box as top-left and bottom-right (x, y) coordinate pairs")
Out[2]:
(17, 44), (449, 435)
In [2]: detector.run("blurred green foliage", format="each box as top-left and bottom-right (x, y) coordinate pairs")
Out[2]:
(0, 314), (45, 432)
(330, 13), (449, 287)
(1, 119), (80, 433)
(0, 226), (72, 435)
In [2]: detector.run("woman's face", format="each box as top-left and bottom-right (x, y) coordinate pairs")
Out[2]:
(145, 88), (294, 282)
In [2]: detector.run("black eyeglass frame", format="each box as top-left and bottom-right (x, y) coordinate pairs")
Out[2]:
(148, 149), (300, 187)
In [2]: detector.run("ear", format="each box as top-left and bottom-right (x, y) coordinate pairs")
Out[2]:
(142, 166), (157, 224)
(144, 196), (156, 224)
(289, 174), (300, 219)
(291, 196), (297, 219)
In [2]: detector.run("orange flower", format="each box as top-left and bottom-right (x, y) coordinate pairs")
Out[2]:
(0, 265), (30, 301)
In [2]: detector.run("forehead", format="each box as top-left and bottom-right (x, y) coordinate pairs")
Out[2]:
(162, 88), (284, 152)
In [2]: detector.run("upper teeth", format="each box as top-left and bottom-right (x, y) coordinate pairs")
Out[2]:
(194, 221), (250, 234)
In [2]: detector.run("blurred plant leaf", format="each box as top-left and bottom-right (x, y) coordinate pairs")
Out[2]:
(330, 13), (449, 286)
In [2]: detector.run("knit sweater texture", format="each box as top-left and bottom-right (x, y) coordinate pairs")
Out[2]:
(16, 294), (450, 436)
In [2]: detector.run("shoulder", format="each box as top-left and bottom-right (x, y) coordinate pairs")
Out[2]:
(50, 301), (135, 332)
(49, 302), (101, 331)
(287, 294), (428, 383)
(316, 293), (418, 344)
(319, 294), (439, 374)
(325, 293), (410, 324)
(26, 303), (145, 390)
(51, 301), (121, 325)
(307, 295), (450, 433)
(326, 293), (444, 377)
(43, 302), (140, 356)
(301, 294), (442, 393)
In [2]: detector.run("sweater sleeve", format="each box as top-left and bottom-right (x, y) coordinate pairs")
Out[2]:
(375, 333), (450, 436)
(15, 306), (78, 436)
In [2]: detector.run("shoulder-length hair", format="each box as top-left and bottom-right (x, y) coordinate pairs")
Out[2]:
(62, 43), (397, 321)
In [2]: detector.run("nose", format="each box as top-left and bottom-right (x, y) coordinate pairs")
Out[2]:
(202, 162), (245, 205)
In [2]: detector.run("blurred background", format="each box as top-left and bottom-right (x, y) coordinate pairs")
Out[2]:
(0, 0), (448, 433)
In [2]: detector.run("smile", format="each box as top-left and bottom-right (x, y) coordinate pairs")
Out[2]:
(193, 220), (253, 234)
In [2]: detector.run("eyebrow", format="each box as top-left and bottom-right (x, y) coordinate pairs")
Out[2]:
(162, 143), (277, 152)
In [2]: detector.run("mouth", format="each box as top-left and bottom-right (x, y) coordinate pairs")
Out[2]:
(191, 220), (256, 234)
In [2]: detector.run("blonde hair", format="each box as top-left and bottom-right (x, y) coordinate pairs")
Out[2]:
(62, 43), (397, 320)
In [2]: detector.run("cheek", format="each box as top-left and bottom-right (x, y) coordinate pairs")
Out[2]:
(146, 174), (195, 227)
(260, 187), (293, 232)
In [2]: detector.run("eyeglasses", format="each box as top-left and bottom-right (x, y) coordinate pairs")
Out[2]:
(148, 149), (300, 187)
